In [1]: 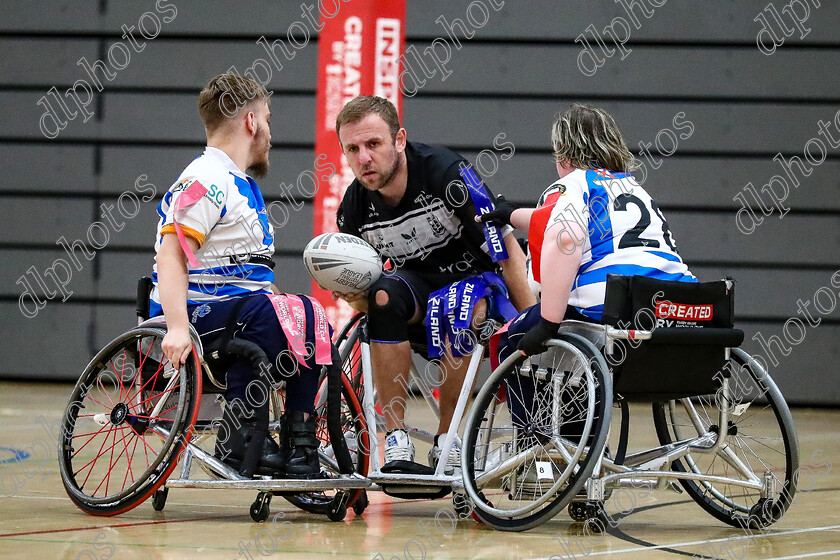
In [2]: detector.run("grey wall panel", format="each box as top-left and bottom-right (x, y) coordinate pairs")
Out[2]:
(670, 212), (839, 266)
(113, 39), (318, 90)
(272, 255), (313, 293)
(96, 199), (162, 249)
(0, 302), (96, 379)
(1, 91), (311, 142)
(3, 197), (94, 245)
(629, 156), (840, 212)
(96, 251), (156, 300)
(692, 266), (840, 321)
(2, 90), (104, 140)
(407, 1), (840, 44)
(101, 93), (314, 143)
(0, 39), (99, 86)
(404, 98), (840, 153)
(5, 2), (839, 44)
(738, 322), (840, 406)
(1, 145), (96, 193)
(0, 1), (300, 34)
(409, 44), (840, 99)
(92, 303), (146, 351)
(0, 2), (104, 33)
(2, 249), (95, 301)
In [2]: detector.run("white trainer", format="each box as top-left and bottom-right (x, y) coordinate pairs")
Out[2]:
(384, 429), (415, 465)
(428, 434), (462, 474)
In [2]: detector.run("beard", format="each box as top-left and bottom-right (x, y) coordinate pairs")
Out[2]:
(360, 148), (402, 193)
(247, 124), (271, 179)
(247, 160), (269, 179)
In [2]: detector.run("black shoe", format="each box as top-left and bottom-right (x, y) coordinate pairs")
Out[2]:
(283, 410), (321, 478)
(214, 400), (286, 477)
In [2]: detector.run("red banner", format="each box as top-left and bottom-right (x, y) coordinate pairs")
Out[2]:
(311, 0), (406, 328)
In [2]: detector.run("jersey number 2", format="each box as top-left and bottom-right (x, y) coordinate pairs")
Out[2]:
(613, 194), (677, 252)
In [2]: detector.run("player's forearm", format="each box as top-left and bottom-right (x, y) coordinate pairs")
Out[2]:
(499, 234), (537, 311)
(155, 235), (193, 331)
(539, 221), (584, 323)
(510, 208), (536, 232)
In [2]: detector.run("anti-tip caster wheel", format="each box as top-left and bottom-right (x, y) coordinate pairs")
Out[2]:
(152, 487), (169, 512)
(568, 501), (588, 522)
(747, 498), (782, 529)
(352, 490), (369, 516)
(452, 492), (473, 520)
(250, 492), (272, 522)
(327, 492), (349, 522)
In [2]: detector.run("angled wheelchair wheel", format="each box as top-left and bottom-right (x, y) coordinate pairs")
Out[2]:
(461, 334), (612, 531)
(58, 327), (201, 516)
(282, 340), (370, 516)
(653, 348), (799, 528)
(334, 312), (364, 351)
(336, 317), (365, 400)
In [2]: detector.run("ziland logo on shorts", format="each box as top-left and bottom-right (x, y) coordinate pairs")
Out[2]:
(655, 301), (713, 321)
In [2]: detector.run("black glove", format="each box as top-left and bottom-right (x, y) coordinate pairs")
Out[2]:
(477, 195), (518, 227)
(517, 317), (562, 356)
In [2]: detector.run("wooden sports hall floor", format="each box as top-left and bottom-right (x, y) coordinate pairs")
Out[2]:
(1, 380), (838, 560)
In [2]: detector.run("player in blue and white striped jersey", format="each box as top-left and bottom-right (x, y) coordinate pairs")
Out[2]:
(153, 73), (324, 478)
(479, 103), (695, 357)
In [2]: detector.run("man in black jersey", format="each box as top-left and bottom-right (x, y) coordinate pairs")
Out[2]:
(332, 96), (534, 472)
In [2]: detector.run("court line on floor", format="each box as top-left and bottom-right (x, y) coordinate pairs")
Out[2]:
(0, 514), (242, 538)
(533, 524), (840, 558)
(763, 551), (840, 560)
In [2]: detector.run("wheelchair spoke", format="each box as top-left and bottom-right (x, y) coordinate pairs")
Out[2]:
(76, 423), (120, 485)
(70, 421), (112, 458)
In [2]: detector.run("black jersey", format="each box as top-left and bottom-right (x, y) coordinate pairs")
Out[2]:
(337, 141), (501, 275)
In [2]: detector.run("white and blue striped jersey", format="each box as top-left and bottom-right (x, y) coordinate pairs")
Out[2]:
(149, 147), (275, 316)
(527, 168), (695, 321)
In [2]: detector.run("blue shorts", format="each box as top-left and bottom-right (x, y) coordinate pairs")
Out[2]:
(188, 294), (327, 413)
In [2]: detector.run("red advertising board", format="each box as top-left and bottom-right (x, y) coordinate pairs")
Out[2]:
(312, 0), (406, 328)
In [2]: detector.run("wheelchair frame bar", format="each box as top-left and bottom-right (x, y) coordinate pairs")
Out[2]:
(595, 470), (764, 494)
(155, 424), (372, 492)
(166, 475), (371, 491)
(360, 336), (485, 482)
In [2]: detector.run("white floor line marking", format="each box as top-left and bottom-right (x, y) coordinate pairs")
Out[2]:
(762, 551), (840, 560)
(535, 524), (840, 558)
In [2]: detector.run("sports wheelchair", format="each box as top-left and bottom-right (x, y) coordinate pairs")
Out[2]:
(457, 275), (799, 531)
(57, 278), (371, 522)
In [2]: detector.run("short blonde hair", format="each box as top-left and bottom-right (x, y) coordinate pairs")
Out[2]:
(551, 103), (637, 172)
(198, 73), (269, 132)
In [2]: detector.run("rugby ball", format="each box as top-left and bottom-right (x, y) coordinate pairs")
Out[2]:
(303, 233), (382, 293)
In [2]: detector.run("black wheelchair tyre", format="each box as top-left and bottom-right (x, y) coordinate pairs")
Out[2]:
(58, 327), (201, 516)
(461, 334), (612, 531)
(652, 348), (798, 528)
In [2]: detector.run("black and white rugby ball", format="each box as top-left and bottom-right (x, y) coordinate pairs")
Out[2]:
(303, 233), (382, 293)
